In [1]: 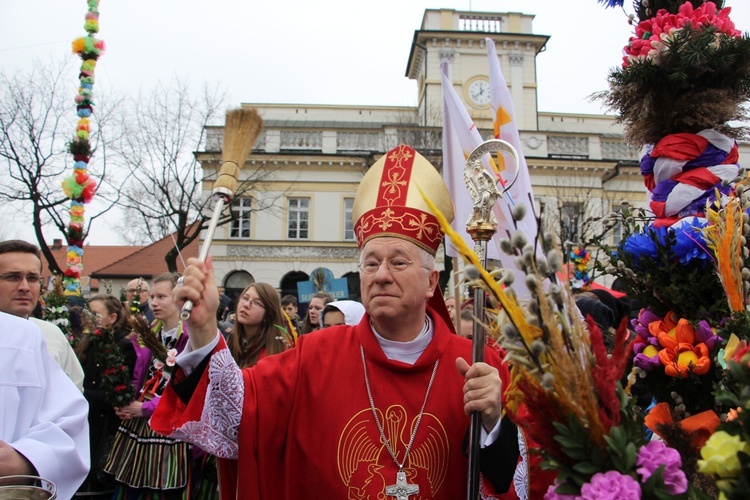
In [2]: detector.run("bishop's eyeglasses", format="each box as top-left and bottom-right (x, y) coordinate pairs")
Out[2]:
(358, 257), (420, 274)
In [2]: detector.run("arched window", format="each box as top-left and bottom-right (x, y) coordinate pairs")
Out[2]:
(224, 270), (254, 303)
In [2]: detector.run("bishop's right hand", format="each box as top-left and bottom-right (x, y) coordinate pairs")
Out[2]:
(175, 256), (220, 349)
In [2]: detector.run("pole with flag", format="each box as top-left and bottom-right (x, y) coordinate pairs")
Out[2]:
(441, 59), (529, 299)
(486, 37), (538, 248)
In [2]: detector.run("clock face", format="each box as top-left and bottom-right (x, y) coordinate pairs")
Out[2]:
(467, 79), (491, 107)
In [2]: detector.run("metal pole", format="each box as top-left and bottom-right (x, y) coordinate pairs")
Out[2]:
(463, 139), (520, 499)
(467, 237), (489, 500)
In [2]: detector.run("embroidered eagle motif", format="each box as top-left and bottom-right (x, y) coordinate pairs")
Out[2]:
(337, 406), (449, 499)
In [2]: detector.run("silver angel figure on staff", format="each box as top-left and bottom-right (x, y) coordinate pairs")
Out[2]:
(464, 159), (502, 226)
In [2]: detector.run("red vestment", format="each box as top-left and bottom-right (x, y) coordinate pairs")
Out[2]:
(152, 309), (512, 499)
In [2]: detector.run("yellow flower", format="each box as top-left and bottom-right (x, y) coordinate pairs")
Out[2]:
(698, 431), (750, 478)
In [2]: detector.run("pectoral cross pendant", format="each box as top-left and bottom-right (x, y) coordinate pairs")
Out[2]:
(385, 469), (419, 500)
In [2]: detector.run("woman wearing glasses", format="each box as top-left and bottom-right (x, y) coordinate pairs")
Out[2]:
(228, 282), (295, 368)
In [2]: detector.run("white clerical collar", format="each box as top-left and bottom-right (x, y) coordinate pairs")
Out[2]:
(371, 316), (434, 365)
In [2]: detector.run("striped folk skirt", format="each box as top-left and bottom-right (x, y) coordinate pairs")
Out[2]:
(103, 417), (190, 493)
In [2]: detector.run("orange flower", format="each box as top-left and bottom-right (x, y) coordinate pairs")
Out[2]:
(727, 408), (742, 422)
(655, 318), (696, 350)
(659, 342), (711, 378)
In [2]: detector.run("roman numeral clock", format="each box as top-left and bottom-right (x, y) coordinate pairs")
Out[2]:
(464, 76), (491, 109)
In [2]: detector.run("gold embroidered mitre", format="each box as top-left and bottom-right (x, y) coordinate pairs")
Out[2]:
(353, 144), (454, 255)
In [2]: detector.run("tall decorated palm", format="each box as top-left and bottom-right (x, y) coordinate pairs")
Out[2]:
(593, 1), (750, 497)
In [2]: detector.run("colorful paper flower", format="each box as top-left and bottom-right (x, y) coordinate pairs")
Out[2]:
(64, 0), (104, 297)
(633, 337), (662, 371)
(166, 348), (178, 367)
(579, 471), (641, 499)
(634, 311), (717, 378)
(698, 430), (750, 478)
(623, 2), (741, 67)
(636, 441), (688, 494)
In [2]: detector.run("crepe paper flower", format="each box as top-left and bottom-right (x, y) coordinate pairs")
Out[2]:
(642, 310), (678, 344)
(621, 229), (658, 265)
(733, 343), (750, 364)
(727, 408), (742, 422)
(62, 176), (84, 199)
(636, 441), (688, 494)
(579, 471), (641, 499)
(698, 430), (750, 478)
(633, 337), (662, 371)
(70, 202), (85, 215)
(623, 2), (741, 68)
(694, 320), (721, 352)
(166, 348), (178, 367)
(652, 316), (696, 350)
(153, 359), (164, 371)
(719, 334), (746, 369)
(659, 341), (711, 378)
(569, 247), (592, 290)
(631, 308), (662, 340)
(671, 218), (711, 265)
(621, 222), (711, 267)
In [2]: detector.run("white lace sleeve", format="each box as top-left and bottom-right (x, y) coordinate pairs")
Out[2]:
(513, 429), (529, 500)
(168, 348), (243, 459)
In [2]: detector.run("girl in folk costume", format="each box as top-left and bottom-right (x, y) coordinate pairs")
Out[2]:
(74, 295), (136, 499)
(298, 291), (333, 334)
(103, 274), (192, 499)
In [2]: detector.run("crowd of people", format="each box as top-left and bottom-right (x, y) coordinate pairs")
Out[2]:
(0, 238), (400, 499)
(1, 144), (641, 500)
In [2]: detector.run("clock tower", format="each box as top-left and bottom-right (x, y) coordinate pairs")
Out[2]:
(406, 9), (549, 132)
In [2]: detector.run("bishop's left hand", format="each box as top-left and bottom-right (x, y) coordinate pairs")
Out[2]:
(456, 358), (502, 432)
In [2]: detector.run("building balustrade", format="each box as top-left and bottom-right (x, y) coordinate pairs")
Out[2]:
(204, 125), (642, 161)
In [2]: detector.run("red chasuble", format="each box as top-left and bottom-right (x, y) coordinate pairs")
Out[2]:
(152, 308), (510, 499)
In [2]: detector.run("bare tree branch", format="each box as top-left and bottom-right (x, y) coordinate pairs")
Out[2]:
(110, 79), (285, 272)
(0, 56), (121, 273)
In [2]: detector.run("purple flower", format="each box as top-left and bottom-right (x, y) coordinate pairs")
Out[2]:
(580, 471), (641, 499)
(694, 320), (721, 352)
(636, 441), (688, 495)
(633, 338), (662, 371)
(631, 308), (662, 340)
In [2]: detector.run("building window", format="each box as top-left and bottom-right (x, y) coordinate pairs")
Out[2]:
(561, 202), (582, 244)
(612, 204), (625, 246)
(288, 198), (310, 240)
(344, 198), (355, 241)
(230, 197), (252, 239)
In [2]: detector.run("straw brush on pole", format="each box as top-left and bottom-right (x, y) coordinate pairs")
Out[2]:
(180, 107), (263, 320)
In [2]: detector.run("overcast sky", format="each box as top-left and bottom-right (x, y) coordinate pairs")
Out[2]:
(1, 0), (749, 244)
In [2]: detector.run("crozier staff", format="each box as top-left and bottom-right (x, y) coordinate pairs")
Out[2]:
(152, 145), (519, 499)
